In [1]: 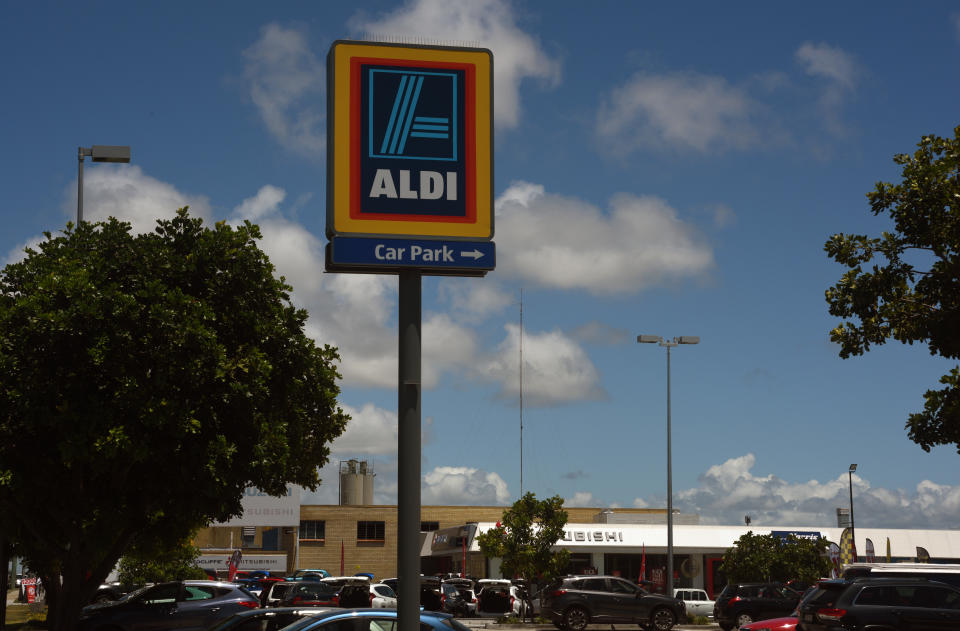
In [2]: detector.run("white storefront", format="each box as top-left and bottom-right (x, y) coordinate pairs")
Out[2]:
(468, 522), (960, 597)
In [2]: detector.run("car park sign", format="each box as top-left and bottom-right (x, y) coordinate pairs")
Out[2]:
(326, 40), (494, 274)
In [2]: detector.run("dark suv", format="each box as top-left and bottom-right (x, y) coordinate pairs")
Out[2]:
(713, 582), (801, 630)
(539, 575), (685, 631)
(796, 577), (960, 630)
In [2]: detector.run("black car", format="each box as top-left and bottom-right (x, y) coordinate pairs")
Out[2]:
(539, 574), (685, 631)
(796, 576), (960, 630)
(77, 580), (260, 631)
(713, 581), (801, 630)
(279, 582), (340, 607)
(206, 606), (338, 631)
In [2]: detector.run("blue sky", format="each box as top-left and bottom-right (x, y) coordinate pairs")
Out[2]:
(3, 1), (960, 529)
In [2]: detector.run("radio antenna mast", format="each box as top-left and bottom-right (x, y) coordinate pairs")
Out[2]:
(519, 288), (524, 498)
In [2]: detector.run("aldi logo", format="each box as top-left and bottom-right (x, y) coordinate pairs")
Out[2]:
(327, 41), (492, 241)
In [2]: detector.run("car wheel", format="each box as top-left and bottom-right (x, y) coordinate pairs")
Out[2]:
(563, 606), (589, 631)
(651, 607), (677, 631)
(735, 612), (753, 626)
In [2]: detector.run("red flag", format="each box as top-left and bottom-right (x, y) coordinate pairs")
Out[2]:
(639, 544), (646, 582)
(340, 540), (345, 575)
(228, 549), (242, 582)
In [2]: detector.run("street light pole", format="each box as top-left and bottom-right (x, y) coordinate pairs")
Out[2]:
(638, 334), (699, 595)
(848, 463), (858, 560)
(77, 145), (131, 223)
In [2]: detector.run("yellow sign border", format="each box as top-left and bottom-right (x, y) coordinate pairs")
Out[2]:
(327, 41), (492, 240)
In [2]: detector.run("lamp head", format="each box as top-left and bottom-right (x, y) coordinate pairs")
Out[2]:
(90, 145), (131, 163)
(849, 464), (858, 473)
(637, 335), (661, 344)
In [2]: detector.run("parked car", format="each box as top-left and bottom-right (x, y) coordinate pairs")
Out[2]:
(91, 583), (125, 603)
(279, 582), (340, 607)
(419, 576), (445, 611)
(538, 574), (685, 631)
(713, 582), (801, 630)
(476, 579), (527, 617)
(260, 580), (296, 607)
(76, 580), (259, 631)
(795, 576), (960, 630)
(205, 606), (339, 631)
(285, 569), (330, 582)
(737, 586), (816, 631)
(842, 561), (960, 588)
(319, 575), (371, 608)
(272, 607), (472, 631)
(369, 582), (398, 608)
(674, 588), (714, 619)
(443, 578), (478, 616)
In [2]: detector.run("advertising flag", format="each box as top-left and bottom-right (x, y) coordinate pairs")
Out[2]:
(640, 543), (646, 582)
(886, 537), (891, 562)
(228, 549), (242, 582)
(828, 542), (842, 578)
(865, 538), (875, 563)
(917, 546), (930, 563)
(839, 528), (857, 565)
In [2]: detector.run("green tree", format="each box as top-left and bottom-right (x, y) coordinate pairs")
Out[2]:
(825, 126), (960, 452)
(719, 532), (831, 584)
(117, 532), (207, 587)
(0, 210), (349, 631)
(476, 492), (569, 617)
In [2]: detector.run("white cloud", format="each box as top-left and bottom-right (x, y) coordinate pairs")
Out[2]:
(495, 182), (714, 294)
(330, 403), (399, 455)
(437, 280), (514, 324)
(243, 23), (325, 156)
(597, 72), (762, 153)
(664, 454), (960, 528)
(566, 491), (597, 508)
(569, 321), (631, 346)
(794, 42), (858, 136)
(795, 42), (856, 89)
(349, 0), (560, 129)
(66, 165), (212, 234)
(233, 185), (286, 221)
(422, 466), (511, 505)
(476, 323), (605, 406)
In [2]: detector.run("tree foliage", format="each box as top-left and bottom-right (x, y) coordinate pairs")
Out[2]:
(825, 126), (960, 452)
(0, 210), (349, 631)
(117, 532), (207, 587)
(476, 492), (570, 589)
(719, 532), (832, 584)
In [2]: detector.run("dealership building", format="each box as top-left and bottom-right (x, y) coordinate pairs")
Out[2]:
(195, 461), (960, 597)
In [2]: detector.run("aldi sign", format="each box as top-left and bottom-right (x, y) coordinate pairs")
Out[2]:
(327, 41), (493, 263)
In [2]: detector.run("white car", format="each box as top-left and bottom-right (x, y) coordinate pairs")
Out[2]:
(476, 579), (527, 617)
(369, 583), (397, 608)
(674, 588), (714, 619)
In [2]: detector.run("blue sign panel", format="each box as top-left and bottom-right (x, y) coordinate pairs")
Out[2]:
(328, 236), (494, 274)
(771, 530), (823, 542)
(362, 64), (466, 219)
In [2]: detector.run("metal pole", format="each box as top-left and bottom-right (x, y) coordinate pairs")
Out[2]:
(849, 469), (856, 560)
(398, 271), (422, 631)
(77, 147), (85, 224)
(666, 343), (674, 596)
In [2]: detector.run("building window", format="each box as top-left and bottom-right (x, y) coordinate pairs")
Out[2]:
(357, 521), (385, 541)
(420, 521), (440, 532)
(300, 520), (326, 540)
(242, 526), (257, 548)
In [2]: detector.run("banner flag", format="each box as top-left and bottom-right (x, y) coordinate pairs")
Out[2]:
(839, 528), (857, 565)
(886, 537), (891, 562)
(640, 543), (646, 582)
(228, 549), (242, 582)
(917, 546), (930, 563)
(828, 542), (842, 578)
(865, 538), (875, 563)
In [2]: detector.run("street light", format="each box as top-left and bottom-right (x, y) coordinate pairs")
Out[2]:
(638, 334), (699, 595)
(849, 463), (858, 560)
(78, 145), (131, 223)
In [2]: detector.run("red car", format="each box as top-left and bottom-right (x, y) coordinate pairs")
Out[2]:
(738, 615), (797, 631)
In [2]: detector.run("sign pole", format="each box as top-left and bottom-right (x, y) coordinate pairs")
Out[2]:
(398, 270), (422, 631)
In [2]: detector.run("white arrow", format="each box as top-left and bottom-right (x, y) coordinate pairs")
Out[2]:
(460, 249), (484, 260)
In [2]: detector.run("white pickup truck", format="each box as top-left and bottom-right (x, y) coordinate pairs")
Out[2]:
(674, 588), (714, 619)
